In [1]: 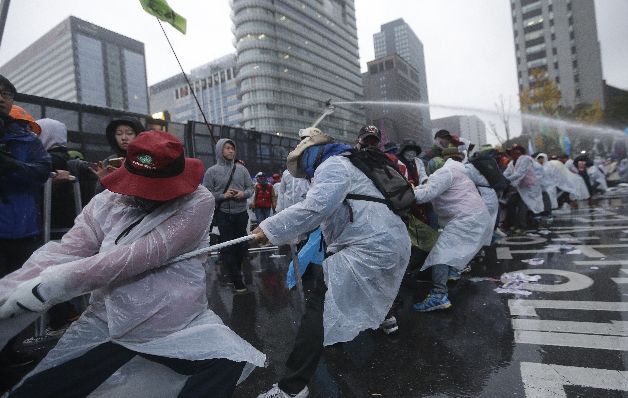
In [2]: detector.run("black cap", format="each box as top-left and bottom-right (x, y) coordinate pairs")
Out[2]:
(358, 125), (381, 142)
(434, 129), (451, 139)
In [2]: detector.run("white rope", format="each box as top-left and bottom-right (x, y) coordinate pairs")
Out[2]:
(167, 235), (256, 264)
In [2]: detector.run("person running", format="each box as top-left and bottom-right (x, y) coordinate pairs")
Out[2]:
(0, 131), (265, 397)
(253, 129), (410, 398)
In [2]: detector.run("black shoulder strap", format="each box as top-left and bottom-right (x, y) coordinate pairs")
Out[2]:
(215, 163), (237, 212)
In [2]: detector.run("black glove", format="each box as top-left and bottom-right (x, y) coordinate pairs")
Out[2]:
(0, 150), (22, 176)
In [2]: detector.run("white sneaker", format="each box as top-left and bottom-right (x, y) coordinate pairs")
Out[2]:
(257, 384), (309, 398)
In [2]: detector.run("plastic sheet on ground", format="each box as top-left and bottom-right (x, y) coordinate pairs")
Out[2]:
(538, 230), (551, 235)
(521, 258), (544, 266)
(494, 272), (541, 296)
(468, 277), (500, 283)
(566, 249), (582, 255)
(286, 229), (324, 289)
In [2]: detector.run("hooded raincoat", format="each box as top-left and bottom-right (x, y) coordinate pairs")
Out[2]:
(548, 160), (590, 201)
(259, 155), (410, 346)
(415, 159), (491, 270)
(536, 154), (559, 209)
(0, 186), (265, 393)
(464, 163), (498, 245)
(275, 169), (309, 212)
(503, 155), (544, 214)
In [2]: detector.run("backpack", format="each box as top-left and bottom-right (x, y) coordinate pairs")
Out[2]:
(470, 152), (508, 191)
(344, 149), (415, 217)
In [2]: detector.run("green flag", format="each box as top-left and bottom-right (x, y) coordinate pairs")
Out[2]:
(139, 0), (186, 34)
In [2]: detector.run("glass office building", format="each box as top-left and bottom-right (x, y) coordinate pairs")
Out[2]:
(1, 16), (149, 114)
(231, 0), (365, 140)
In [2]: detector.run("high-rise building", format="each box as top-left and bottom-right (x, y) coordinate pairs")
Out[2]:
(231, 0), (365, 141)
(431, 115), (487, 147)
(372, 18), (431, 139)
(511, 0), (604, 109)
(149, 54), (241, 125)
(362, 54), (429, 147)
(0, 16), (149, 113)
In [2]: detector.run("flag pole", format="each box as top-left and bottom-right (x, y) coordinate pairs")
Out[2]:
(156, 19), (216, 146)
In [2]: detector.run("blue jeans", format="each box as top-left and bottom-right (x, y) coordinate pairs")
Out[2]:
(254, 207), (271, 223)
(431, 264), (449, 294)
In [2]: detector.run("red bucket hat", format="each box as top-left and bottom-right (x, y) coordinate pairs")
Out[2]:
(101, 131), (204, 201)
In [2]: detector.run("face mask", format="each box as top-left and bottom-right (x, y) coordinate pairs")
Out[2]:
(128, 196), (165, 212)
(402, 150), (417, 161)
(434, 138), (448, 149)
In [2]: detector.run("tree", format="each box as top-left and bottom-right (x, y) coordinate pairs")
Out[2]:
(519, 68), (562, 115)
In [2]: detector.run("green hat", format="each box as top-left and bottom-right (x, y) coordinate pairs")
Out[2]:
(441, 147), (464, 159)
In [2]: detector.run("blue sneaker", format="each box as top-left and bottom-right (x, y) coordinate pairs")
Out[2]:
(413, 293), (452, 312)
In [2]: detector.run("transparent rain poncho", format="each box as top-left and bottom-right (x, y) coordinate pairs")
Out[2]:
(275, 169), (310, 212)
(464, 163), (498, 245)
(536, 154), (559, 209)
(548, 159), (590, 200)
(259, 156), (410, 346)
(0, 186), (265, 394)
(503, 155), (545, 214)
(415, 159), (491, 270)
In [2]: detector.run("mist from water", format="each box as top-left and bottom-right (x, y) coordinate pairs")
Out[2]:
(333, 100), (625, 138)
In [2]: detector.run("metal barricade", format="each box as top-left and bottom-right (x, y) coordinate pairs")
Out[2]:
(35, 172), (83, 338)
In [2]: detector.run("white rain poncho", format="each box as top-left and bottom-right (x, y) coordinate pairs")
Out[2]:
(588, 162), (608, 193)
(275, 169), (309, 212)
(464, 163), (498, 245)
(503, 155), (544, 214)
(415, 159), (491, 270)
(0, 186), (265, 393)
(535, 154), (559, 209)
(259, 156), (410, 346)
(548, 160), (590, 200)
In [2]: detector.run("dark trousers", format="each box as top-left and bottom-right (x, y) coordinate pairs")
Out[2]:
(541, 191), (552, 217)
(9, 342), (245, 398)
(278, 266), (327, 395)
(214, 210), (249, 283)
(0, 236), (41, 278)
(506, 193), (529, 229)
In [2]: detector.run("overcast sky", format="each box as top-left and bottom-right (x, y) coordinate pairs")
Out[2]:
(1, 0), (627, 142)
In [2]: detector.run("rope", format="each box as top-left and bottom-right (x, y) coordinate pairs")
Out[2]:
(167, 235), (256, 264)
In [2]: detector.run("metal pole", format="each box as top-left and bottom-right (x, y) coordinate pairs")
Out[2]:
(36, 173), (53, 337)
(0, 0), (11, 50)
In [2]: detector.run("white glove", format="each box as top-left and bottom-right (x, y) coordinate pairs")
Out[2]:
(0, 277), (48, 319)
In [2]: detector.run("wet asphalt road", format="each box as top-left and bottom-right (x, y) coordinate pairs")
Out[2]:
(214, 188), (628, 398)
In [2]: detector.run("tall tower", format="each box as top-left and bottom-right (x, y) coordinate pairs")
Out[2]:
(511, 0), (605, 109)
(372, 18), (431, 137)
(231, 0), (365, 141)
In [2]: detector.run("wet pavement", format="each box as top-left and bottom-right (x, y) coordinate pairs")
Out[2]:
(215, 188), (628, 398)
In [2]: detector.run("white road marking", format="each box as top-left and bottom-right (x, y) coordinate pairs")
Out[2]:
(497, 236), (548, 245)
(520, 362), (628, 398)
(512, 319), (628, 336)
(573, 260), (628, 266)
(514, 269), (593, 292)
(509, 299), (628, 317)
(515, 330), (628, 350)
(550, 225), (628, 233)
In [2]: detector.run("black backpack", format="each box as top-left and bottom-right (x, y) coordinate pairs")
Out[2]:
(344, 149), (415, 217)
(470, 152), (508, 191)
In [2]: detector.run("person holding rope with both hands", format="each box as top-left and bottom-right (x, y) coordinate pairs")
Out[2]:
(0, 131), (265, 398)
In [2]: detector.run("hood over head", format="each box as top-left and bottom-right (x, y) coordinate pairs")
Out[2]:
(37, 118), (67, 151)
(105, 117), (144, 156)
(215, 138), (236, 166)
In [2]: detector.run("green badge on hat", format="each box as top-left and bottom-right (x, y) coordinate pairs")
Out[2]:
(138, 154), (153, 165)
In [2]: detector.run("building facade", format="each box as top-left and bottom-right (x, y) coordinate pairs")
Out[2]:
(511, 0), (605, 110)
(431, 115), (487, 147)
(1, 16), (149, 114)
(362, 54), (428, 147)
(373, 18), (431, 137)
(149, 54), (241, 126)
(231, 0), (365, 140)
